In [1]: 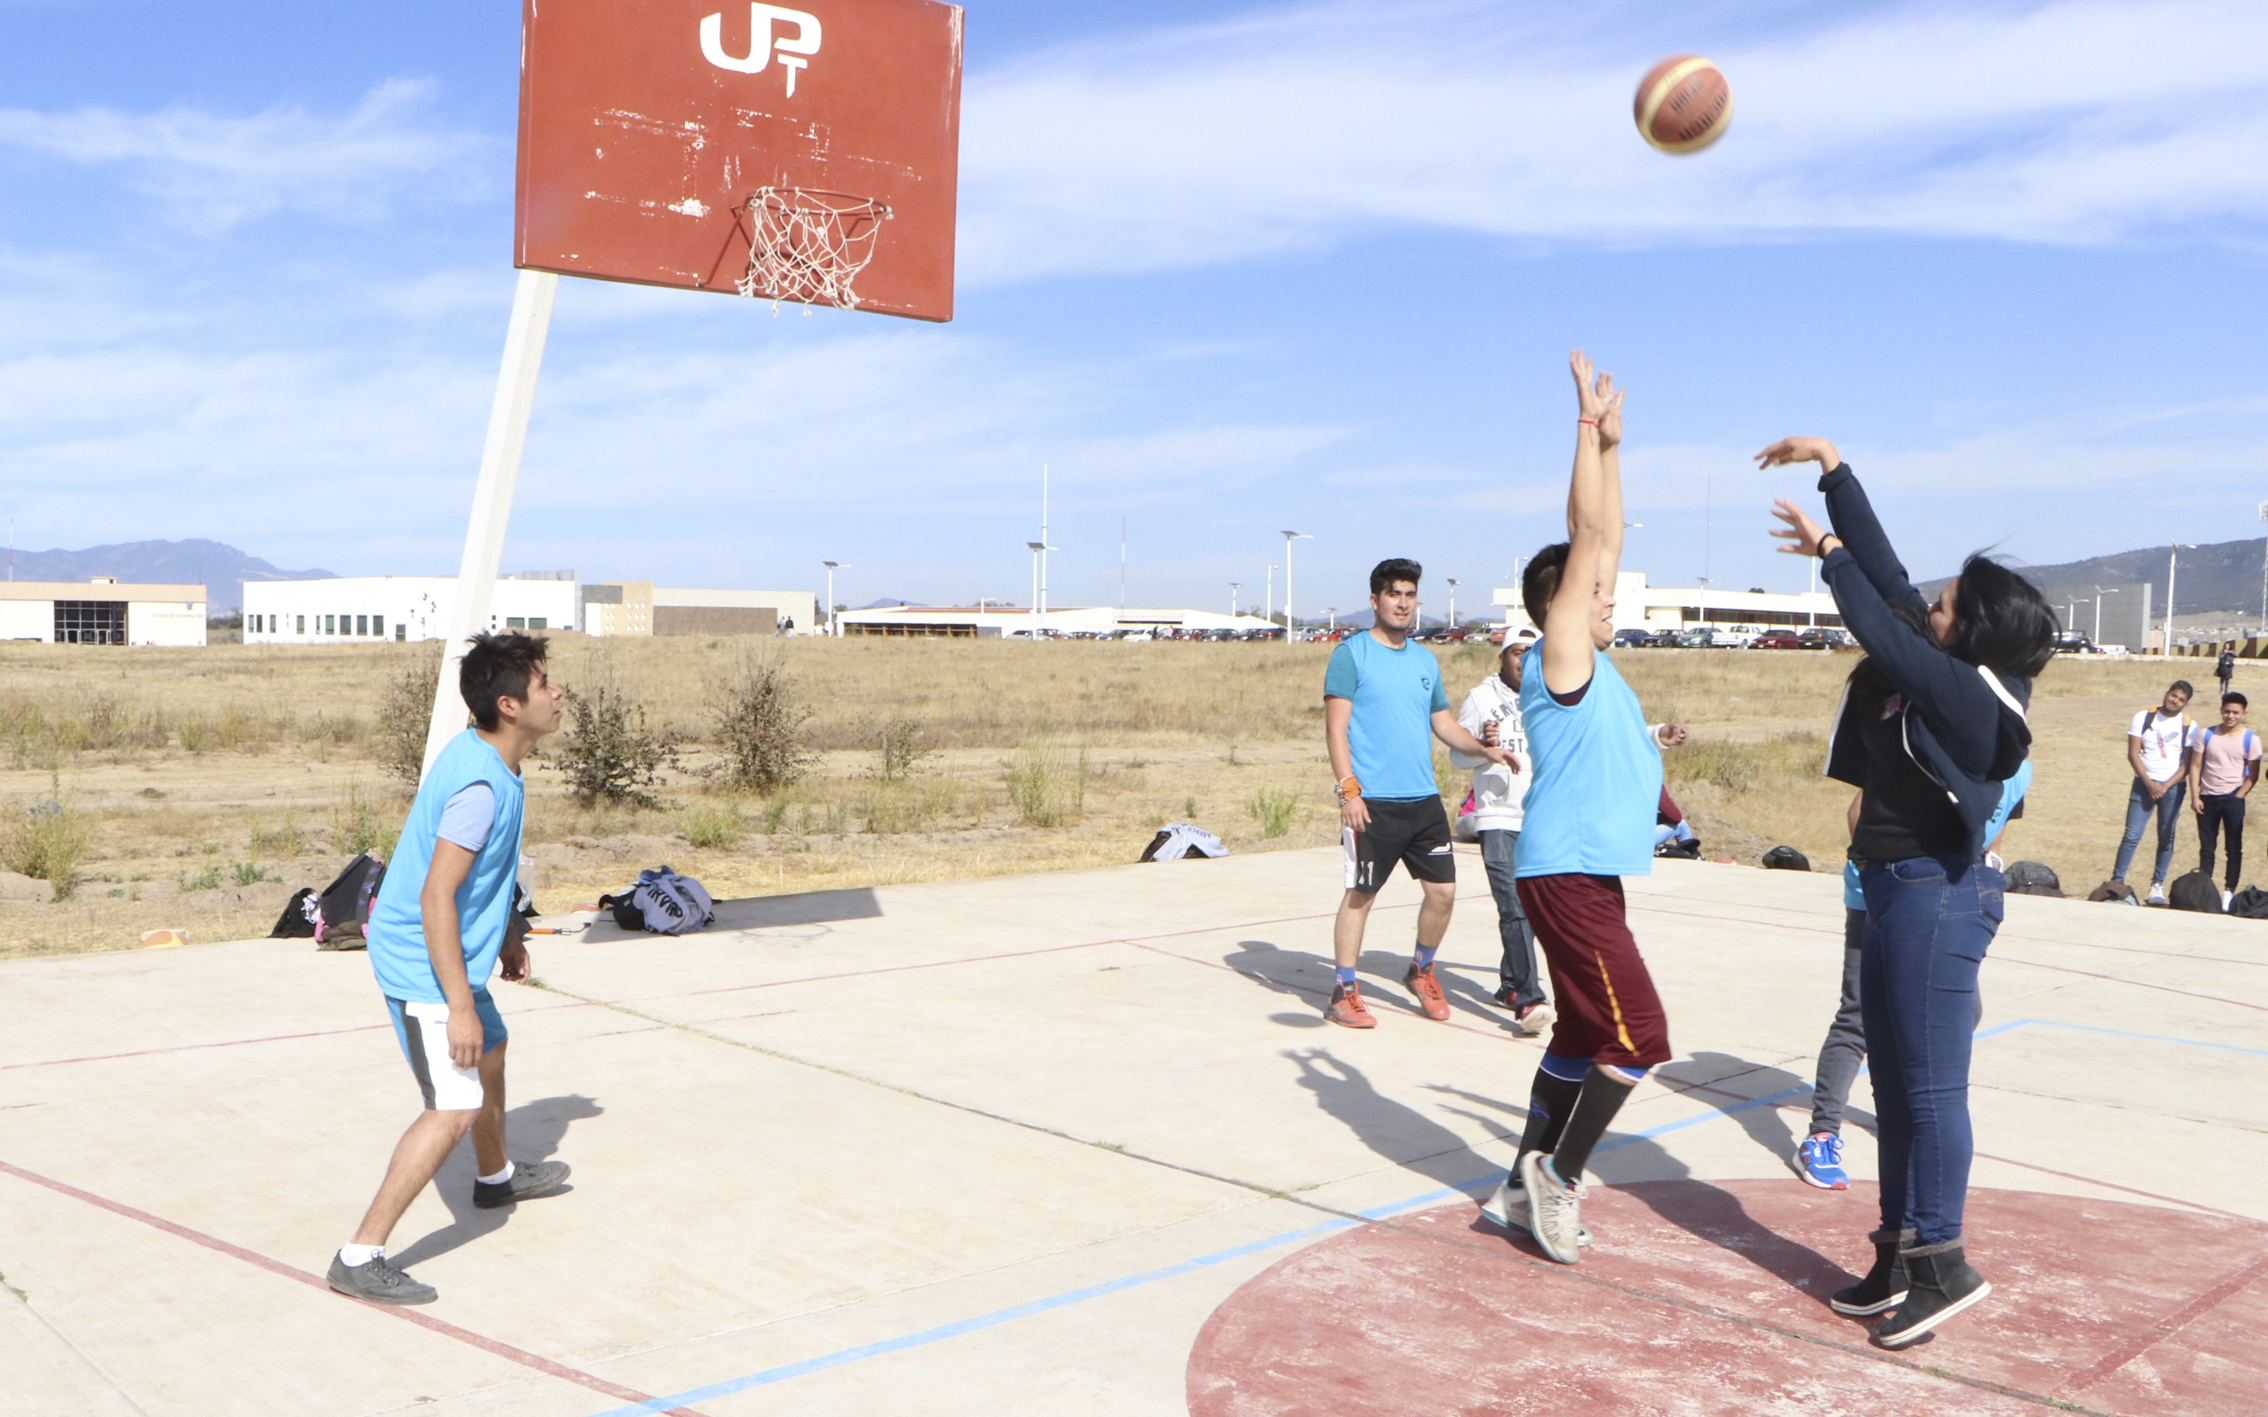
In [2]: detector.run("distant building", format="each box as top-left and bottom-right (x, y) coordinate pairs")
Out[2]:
(836, 605), (1272, 638)
(582, 584), (816, 637)
(1493, 571), (1841, 634)
(243, 575), (579, 644)
(0, 578), (208, 646)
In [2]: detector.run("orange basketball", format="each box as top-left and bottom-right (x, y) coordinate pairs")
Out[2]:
(1634, 55), (1733, 154)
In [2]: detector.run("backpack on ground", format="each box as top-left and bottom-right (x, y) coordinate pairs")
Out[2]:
(313, 854), (386, 950)
(2006, 860), (2063, 897)
(2087, 879), (2138, 905)
(2227, 886), (2268, 920)
(2167, 871), (2224, 914)
(270, 887), (318, 939)
(601, 866), (714, 935)
(1761, 845), (1811, 872)
(1139, 823), (1228, 862)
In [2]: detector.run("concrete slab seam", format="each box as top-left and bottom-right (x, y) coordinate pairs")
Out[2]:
(2055, 1246), (2268, 1396)
(0, 1157), (713, 1417)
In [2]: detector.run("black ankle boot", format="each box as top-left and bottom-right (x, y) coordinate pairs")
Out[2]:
(1830, 1228), (1913, 1317)
(1875, 1241), (1991, 1348)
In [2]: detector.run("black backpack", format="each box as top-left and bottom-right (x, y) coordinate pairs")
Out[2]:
(2227, 886), (2268, 920)
(270, 887), (318, 938)
(1761, 845), (1811, 872)
(2006, 860), (2062, 897)
(2167, 871), (2224, 913)
(317, 854), (387, 939)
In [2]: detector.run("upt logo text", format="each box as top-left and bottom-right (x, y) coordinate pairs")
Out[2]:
(701, 4), (822, 95)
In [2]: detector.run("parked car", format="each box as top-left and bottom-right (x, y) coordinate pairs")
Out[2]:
(1709, 628), (1755, 649)
(1752, 629), (1804, 650)
(2052, 630), (2097, 655)
(1642, 629), (1681, 648)
(1612, 628), (1651, 648)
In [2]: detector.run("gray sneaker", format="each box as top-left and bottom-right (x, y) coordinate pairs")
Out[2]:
(2147, 881), (2168, 906)
(327, 1253), (437, 1305)
(1518, 1152), (1586, 1265)
(1481, 1173), (1591, 1247)
(474, 1159), (572, 1209)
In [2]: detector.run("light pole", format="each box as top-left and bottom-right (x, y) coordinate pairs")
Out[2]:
(1026, 542), (1052, 637)
(1280, 531), (1310, 641)
(2092, 586), (2120, 645)
(822, 561), (846, 637)
(2259, 500), (2268, 626)
(1265, 565), (1275, 628)
(2167, 543), (2196, 655)
(1446, 578), (1459, 631)
(1229, 582), (1241, 619)
(1327, 607), (1338, 633)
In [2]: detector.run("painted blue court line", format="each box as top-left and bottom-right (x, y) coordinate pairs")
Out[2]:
(580, 1016), (2246, 1415)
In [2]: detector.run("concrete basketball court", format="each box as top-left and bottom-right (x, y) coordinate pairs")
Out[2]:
(3, 848), (2262, 1416)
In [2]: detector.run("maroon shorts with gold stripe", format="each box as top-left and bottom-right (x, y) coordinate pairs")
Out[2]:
(1514, 873), (1672, 1069)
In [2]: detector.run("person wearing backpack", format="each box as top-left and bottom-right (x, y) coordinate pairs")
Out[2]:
(2187, 691), (2261, 909)
(1766, 435), (2056, 1349)
(328, 633), (572, 1306)
(2113, 681), (2196, 906)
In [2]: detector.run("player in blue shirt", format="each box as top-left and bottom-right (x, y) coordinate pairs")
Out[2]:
(1323, 559), (1517, 1027)
(328, 633), (568, 1306)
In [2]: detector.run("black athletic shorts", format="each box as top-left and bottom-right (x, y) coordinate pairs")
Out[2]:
(1344, 796), (1455, 894)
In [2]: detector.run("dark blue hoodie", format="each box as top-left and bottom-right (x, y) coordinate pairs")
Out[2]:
(1815, 464), (2032, 861)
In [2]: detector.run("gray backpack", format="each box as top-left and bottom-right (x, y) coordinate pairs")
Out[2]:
(605, 866), (715, 934)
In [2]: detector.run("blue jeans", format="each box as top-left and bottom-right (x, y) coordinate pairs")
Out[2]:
(1859, 856), (2003, 1246)
(2113, 778), (2186, 885)
(1477, 829), (1545, 1009)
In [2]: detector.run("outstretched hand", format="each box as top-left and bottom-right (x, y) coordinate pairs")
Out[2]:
(1769, 499), (1833, 558)
(1568, 350), (1623, 444)
(1754, 436), (1841, 471)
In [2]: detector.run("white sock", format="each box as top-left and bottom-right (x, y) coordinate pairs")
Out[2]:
(477, 1161), (515, 1186)
(338, 1243), (384, 1267)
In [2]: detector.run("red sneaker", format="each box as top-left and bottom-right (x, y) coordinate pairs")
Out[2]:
(1325, 981), (1377, 1028)
(1404, 964), (1452, 1021)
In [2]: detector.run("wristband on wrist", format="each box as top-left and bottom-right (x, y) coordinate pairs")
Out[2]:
(1576, 418), (1598, 427)
(1335, 774), (1362, 802)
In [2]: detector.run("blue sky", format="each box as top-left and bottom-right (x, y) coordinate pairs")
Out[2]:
(3, 0), (2266, 615)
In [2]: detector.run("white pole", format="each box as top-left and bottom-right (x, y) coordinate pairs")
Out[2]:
(421, 269), (558, 779)
(1039, 465), (1050, 627)
(1265, 565), (1274, 627)
(1447, 578), (1459, 630)
(2167, 547), (2180, 657)
(1280, 531), (1309, 641)
(1229, 582), (1239, 618)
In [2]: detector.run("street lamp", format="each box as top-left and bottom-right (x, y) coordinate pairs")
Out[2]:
(1026, 542), (1052, 637)
(1280, 531), (1311, 641)
(1327, 607), (1338, 633)
(2091, 585), (2120, 646)
(822, 561), (846, 637)
(1446, 578), (1459, 631)
(2167, 543), (2196, 656)
(1265, 565), (1275, 627)
(1228, 582), (1241, 619)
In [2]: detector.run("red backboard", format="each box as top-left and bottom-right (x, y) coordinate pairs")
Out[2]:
(516, 0), (962, 321)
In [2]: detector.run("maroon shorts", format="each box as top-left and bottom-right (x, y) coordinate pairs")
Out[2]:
(1514, 873), (1672, 1070)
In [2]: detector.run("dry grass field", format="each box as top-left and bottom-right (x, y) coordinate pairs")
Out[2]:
(0, 634), (2251, 959)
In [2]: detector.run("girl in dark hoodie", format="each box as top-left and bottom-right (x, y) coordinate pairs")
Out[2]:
(1761, 436), (2056, 1349)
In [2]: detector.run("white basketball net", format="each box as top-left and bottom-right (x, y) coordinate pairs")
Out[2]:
(737, 188), (892, 312)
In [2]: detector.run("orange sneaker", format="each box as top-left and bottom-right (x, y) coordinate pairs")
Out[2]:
(1404, 963), (1452, 1021)
(1324, 981), (1377, 1028)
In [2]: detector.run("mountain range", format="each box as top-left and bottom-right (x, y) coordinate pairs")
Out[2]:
(1, 540), (334, 613)
(1922, 536), (2265, 635)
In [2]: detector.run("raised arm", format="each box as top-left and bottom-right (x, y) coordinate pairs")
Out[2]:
(1758, 439), (1927, 616)
(1542, 351), (1624, 694)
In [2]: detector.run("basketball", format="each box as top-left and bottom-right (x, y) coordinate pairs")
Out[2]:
(1634, 55), (1733, 154)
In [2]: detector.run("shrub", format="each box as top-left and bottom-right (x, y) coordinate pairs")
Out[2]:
(873, 718), (934, 781)
(680, 798), (745, 850)
(1, 798), (91, 899)
(1248, 785), (1300, 839)
(374, 656), (441, 785)
(178, 864), (224, 891)
(555, 659), (676, 807)
(1007, 744), (1087, 828)
(714, 653), (814, 794)
(232, 860), (276, 886)
(332, 782), (395, 858)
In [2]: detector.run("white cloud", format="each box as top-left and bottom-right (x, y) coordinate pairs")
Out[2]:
(959, 0), (2268, 282)
(0, 79), (494, 235)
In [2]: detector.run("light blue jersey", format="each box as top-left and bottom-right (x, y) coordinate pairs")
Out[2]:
(1845, 759), (2032, 908)
(367, 730), (527, 1004)
(1514, 645), (1662, 878)
(1324, 631), (1449, 800)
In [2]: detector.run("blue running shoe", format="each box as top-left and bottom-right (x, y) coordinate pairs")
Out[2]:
(1794, 1133), (1848, 1190)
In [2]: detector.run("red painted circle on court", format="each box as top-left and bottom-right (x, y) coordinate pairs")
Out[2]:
(1187, 1180), (2266, 1417)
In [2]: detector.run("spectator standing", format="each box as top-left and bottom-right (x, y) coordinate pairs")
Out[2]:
(2217, 647), (2237, 703)
(1451, 645), (1551, 1034)
(2112, 682), (2196, 905)
(2188, 691), (2260, 908)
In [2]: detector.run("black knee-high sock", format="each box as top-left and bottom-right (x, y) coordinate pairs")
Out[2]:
(1509, 1067), (1582, 1180)
(1546, 1068), (1639, 1184)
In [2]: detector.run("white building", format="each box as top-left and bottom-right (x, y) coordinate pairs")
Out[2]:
(836, 605), (1275, 638)
(244, 576), (580, 645)
(1494, 571), (1841, 635)
(0, 579), (207, 646)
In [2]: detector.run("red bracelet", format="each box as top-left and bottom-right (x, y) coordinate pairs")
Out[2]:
(1577, 418), (1598, 427)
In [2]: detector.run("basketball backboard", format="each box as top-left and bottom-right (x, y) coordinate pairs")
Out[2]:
(515, 0), (962, 321)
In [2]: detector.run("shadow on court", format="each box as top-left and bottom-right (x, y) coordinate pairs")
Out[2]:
(387, 1093), (603, 1269)
(1221, 939), (1531, 1035)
